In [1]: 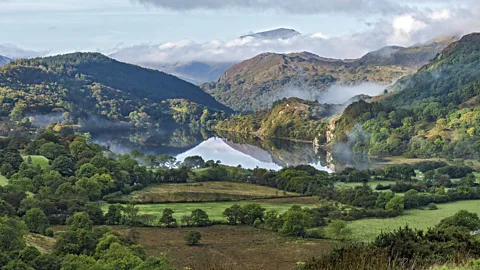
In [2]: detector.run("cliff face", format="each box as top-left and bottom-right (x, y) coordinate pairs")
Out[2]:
(325, 117), (341, 145)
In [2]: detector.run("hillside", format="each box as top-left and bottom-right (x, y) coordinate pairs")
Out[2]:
(215, 97), (341, 141)
(201, 38), (454, 112)
(328, 33), (480, 159)
(0, 53), (232, 130)
(0, 55), (9, 66)
(358, 36), (457, 68)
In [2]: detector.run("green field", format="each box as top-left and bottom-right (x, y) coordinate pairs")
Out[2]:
(102, 200), (320, 222)
(0, 174), (8, 186)
(114, 181), (299, 203)
(23, 155), (50, 170)
(349, 200), (480, 242)
(335, 180), (396, 190)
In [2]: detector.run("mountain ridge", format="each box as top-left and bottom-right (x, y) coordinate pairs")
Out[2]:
(201, 37), (457, 112)
(0, 52), (232, 131)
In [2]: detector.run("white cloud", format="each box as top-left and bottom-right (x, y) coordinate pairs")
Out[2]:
(108, 1), (480, 67)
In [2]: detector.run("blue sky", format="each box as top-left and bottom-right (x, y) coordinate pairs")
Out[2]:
(0, 0), (479, 62)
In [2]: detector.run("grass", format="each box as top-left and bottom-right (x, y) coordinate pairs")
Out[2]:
(335, 180), (396, 190)
(348, 200), (480, 242)
(113, 225), (337, 270)
(115, 181), (299, 203)
(0, 174), (8, 186)
(25, 233), (55, 253)
(23, 155), (50, 170)
(102, 199), (321, 222)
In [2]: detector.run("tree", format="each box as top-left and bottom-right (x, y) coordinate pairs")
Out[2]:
(123, 203), (140, 226)
(158, 208), (177, 228)
(223, 204), (243, 225)
(182, 156), (205, 169)
(437, 210), (480, 231)
(327, 220), (352, 241)
(240, 204), (265, 225)
(385, 196), (405, 212)
(85, 202), (105, 225)
(52, 156), (75, 176)
(190, 209), (210, 227)
(279, 206), (313, 237)
(67, 212), (93, 231)
(38, 142), (68, 160)
(105, 204), (123, 225)
(185, 231), (201, 246)
(23, 208), (50, 234)
(134, 257), (174, 270)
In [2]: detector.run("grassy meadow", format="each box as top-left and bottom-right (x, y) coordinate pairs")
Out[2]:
(23, 155), (50, 170)
(114, 181), (299, 203)
(348, 200), (480, 242)
(102, 199), (321, 223)
(335, 180), (396, 190)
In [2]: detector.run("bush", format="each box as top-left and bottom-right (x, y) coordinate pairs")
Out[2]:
(427, 203), (438, 210)
(45, 228), (55, 237)
(185, 231), (201, 246)
(305, 228), (325, 239)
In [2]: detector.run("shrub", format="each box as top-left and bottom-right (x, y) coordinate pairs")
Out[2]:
(427, 203), (438, 210)
(185, 231), (201, 246)
(45, 228), (55, 237)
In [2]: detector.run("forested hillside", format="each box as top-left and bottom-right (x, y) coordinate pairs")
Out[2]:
(215, 97), (342, 141)
(330, 33), (480, 159)
(0, 53), (232, 131)
(201, 38), (454, 112)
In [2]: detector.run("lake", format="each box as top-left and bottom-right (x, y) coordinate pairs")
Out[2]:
(89, 127), (372, 172)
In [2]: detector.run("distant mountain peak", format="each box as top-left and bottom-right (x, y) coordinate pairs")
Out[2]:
(0, 55), (10, 66)
(240, 28), (301, 40)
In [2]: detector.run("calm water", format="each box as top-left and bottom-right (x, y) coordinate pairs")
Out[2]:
(89, 127), (370, 172)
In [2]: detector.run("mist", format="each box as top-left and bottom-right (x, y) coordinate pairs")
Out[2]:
(318, 83), (386, 104)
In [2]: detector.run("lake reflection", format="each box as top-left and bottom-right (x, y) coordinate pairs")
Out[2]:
(89, 128), (368, 172)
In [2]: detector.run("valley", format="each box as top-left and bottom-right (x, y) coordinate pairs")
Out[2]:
(1, 6), (480, 269)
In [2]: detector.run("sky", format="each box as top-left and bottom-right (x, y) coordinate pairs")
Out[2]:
(1, 0), (480, 63)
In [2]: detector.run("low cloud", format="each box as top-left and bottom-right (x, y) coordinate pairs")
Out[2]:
(319, 83), (386, 104)
(112, 4), (480, 66)
(0, 44), (47, 59)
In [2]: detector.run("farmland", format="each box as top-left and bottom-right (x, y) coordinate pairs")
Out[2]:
(348, 200), (480, 242)
(102, 198), (321, 223)
(113, 181), (300, 203)
(113, 225), (337, 270)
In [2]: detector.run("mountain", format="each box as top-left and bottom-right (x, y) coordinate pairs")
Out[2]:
(201, 52), (409, 112)
(327, 33), (480, 159)
(240, 28), (301, 40)
(358, 36), (458, 68)
(138, 61), (237, 85)
(202, 38), (456, 112)
(0, 55), (10, 66)
(0, 44), (46, 59)
(0, 52), (232, 130)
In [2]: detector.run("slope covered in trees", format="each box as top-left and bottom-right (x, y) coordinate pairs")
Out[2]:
(329, 33), (480, 159)
(215, 98), (342, 141)
(0, 53), (232, 130)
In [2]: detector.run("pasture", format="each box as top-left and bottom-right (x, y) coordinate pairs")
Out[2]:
(114, 181), (299, 203)
(102, 199), (320, 222)
(23, 155), (50, 170)
(349, 200), (480, 242)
